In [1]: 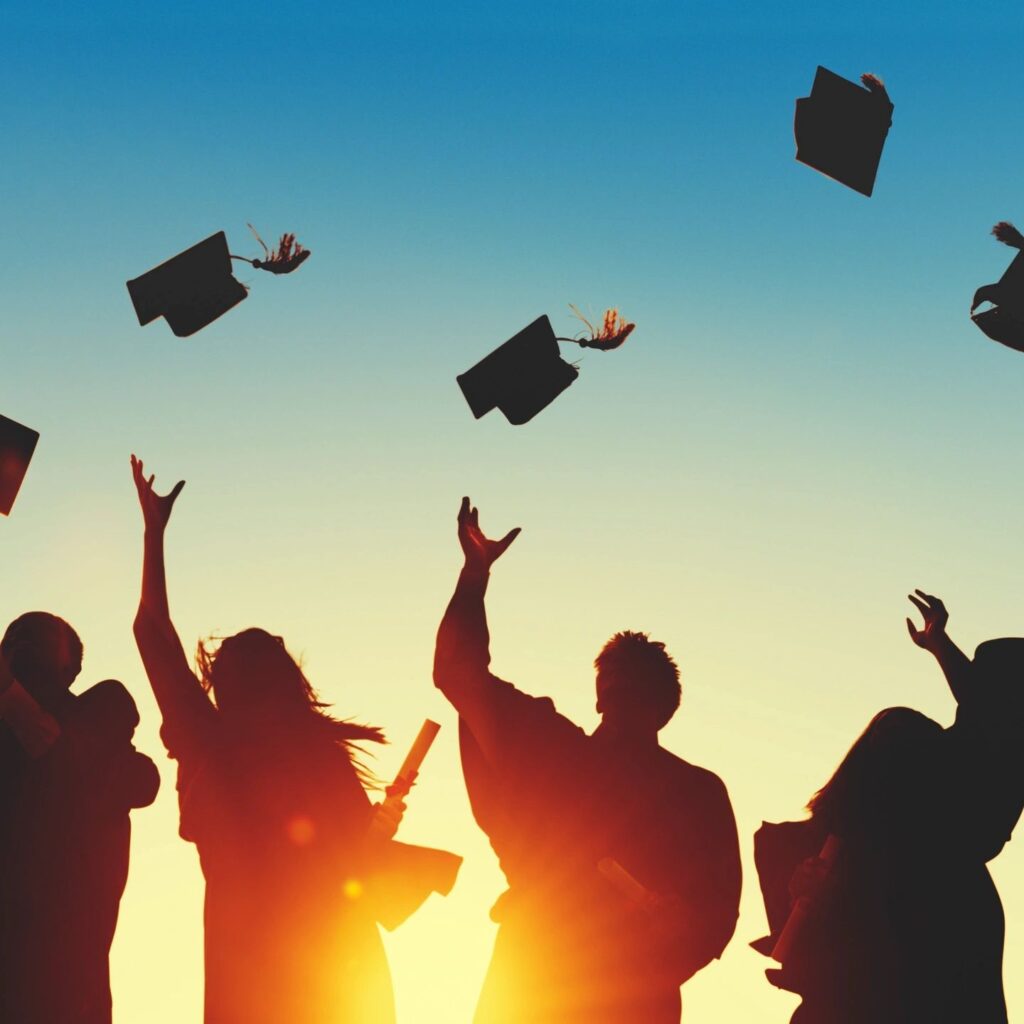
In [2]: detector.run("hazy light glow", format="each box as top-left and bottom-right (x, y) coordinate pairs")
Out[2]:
(2, 3), (1023, 1021)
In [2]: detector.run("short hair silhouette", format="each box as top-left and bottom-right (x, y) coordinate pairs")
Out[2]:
(1, 612), (83, 699)
(594, 630), (681, 731)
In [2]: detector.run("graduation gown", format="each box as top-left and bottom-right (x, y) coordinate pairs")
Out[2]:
(0, 680), (160, 1024)
(162, 699), (458, 1024)
(434, 569), (741, 1023)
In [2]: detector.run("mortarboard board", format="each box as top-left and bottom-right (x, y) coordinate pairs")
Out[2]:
(795, 67), (894, 197)
(0, 414), (40, 516)
(126, 226), (310, 338)
(457, 308), (635, 425)
(127, 232), (248, 338)
(458, 316), (580, 425)
(972, 226), (1024, 352)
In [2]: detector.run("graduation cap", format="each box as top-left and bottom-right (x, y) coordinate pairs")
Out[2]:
(457, 307), (635, 425)
(126, 225), (311, 337)
(971, 222), (1024, 352)
(0, 414), (40, 516)
(795, 67), (894, 196)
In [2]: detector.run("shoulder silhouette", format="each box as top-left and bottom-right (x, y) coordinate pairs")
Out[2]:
(0, 612), (158, 1024)
(434, 499), (740, 1022)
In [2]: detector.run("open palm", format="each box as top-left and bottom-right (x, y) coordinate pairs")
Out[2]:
(906, 589), (948, 651)
(458, 497), (520, 572)
(131, 454), (185, 531)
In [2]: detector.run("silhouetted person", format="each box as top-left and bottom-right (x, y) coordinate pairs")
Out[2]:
(130, 455), (458, 1024)
(434, 498), (741, 1023)
(0, 612), (159, 1024)
(905, 589), (1017, 1018)
(754, 704), (1007, 1024)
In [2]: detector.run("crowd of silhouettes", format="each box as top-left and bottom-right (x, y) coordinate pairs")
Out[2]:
(1, 476), (1019, 1022)
(2, 60), (1023, 1024)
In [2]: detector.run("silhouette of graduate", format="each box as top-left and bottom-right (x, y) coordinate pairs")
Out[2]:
(751, 591), (1013, 1024)
(129, 456), (460, 1024)
(0, 613), (160, 1024)
(904, 589), (1020, 1022)
(433, 499), (741, 1023)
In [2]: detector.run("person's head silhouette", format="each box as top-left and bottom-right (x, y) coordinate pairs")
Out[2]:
(808, 707), (944, 839)
(1, 612), (83, 711)
(196, 628), (383, 761)
(594, 631), (681, 738)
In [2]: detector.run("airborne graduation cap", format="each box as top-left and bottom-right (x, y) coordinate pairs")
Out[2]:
(127, 225), (311, 337)
(0, 414), (40, 516)
(971, 222), (1024, 353)
(457, 307), (635, 425)
(795, 67), (894, 196)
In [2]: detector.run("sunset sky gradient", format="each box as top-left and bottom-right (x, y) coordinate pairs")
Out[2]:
(3, 2), (1024, 1020)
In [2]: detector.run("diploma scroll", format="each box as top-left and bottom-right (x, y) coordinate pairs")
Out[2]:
(770, 833), (841, 963)
(387, 719), (441, 798)
(598, 857), (658, 910)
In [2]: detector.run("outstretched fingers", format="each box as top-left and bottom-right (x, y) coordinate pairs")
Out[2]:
(915, 589), (945, 612)
(495, 527), (521, 557)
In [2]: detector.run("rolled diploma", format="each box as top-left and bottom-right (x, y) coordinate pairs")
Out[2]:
(770, 833), (841, 963)
(389, 719), (441, 796)
(598, 857), (658, 909)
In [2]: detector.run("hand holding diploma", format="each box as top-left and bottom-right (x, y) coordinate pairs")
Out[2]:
(771, 834), (841, 963)
(369, 719), (441, 841)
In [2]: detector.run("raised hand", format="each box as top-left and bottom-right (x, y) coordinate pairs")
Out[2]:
(906, 590), (949, 651)
(788, 856), (830, 902)
(458, 497), (521, 573)
(368, 793), (407, 841)
(131, 454), (185, 533)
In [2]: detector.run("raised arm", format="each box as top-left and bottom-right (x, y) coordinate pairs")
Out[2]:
(0, 649), (60, 757)
(130, 455), (213, 742)
(432, 497), (520, 761)
(906, 590), (973, 705)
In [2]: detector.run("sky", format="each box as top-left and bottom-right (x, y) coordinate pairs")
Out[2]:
(3, 1), (1024, 1020)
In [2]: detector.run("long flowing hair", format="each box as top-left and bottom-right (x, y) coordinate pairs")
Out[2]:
(196, 628), (385, 787)
(807, 706), (943, 840)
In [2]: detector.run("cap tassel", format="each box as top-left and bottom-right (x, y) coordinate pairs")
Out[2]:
(557, 305), (635, 351)
(993, 221), (1024, 249)
(230, 224), (312, 274)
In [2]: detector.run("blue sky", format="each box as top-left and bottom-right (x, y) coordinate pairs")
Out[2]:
(3, 2), (1024, 1020)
